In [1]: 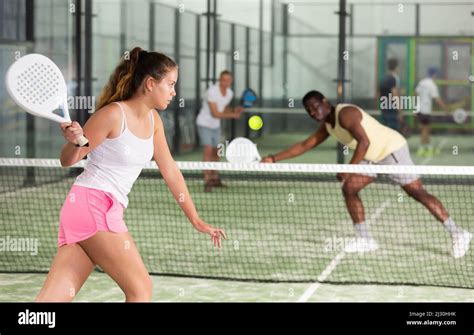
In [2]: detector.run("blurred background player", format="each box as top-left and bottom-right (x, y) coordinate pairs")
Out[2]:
(379, 58), (405, 133)
(415, 67), (450, 157)
(196, 70), (243, 192)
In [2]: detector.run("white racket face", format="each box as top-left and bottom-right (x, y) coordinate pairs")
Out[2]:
(5, 54), (70, 123)
(226, 137), (261, 163)
(453, 108), (467, 124)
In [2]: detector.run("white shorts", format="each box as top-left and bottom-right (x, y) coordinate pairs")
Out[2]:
(359, 144), (419, 185)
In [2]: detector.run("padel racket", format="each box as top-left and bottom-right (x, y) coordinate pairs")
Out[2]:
(240, 88), (258, 108)
(448, 97), (469, 124)
(226, 137), (261, 163)
(5, 54), (89, 147)
(240, 87), (262, 135)
(453, 108), (468, 124)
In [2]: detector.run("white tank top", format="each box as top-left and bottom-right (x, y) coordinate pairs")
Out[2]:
(74, 102), (154, 207)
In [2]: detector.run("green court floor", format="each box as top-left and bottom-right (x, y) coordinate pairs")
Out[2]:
(1, 134), (473, 302)
(1, 272), (473, 302)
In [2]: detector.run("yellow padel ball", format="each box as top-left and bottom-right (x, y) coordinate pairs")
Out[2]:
(248, 115), (263, 131)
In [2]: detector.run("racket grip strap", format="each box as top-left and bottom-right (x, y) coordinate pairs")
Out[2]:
(75, 136), (90, 147)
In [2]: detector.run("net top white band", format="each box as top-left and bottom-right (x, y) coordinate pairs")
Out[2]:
(1, 158), (474, 176)
(244, 107), (473, 117)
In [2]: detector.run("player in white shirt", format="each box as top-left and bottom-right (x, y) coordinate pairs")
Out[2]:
(36, 47), (227, 302)
(196, 71), (243, 191)
(415, 67), (449, 157)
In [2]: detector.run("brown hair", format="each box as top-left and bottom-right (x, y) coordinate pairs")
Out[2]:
(387, 58), (398, 71)
(96, 47), (177, 110)
(219, 70), (233, 78)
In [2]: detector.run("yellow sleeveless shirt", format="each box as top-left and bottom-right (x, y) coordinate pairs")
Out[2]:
(325, 104), (406, 162)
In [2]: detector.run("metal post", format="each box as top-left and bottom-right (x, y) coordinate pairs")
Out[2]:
(195, 16), (201, 148)
(282, 3), (288, 131)
(74, 0), (82, 125)
(25, 0), (36, 185)
(25, 0), (34, 42)
(173, 9), (181, 155)
(120, 0), (126, 54)
(244, 26), (250, 138)
(336, 0), (348, 164)
(230, 23), (236, 140)
(257, 0), (264, 137)
(245, 27), (250, 88)
(149, 1), (155, 50)
(212, 0), (217, 84)
(84, 0), (92, 123)
(205, 0), (211, 89)
(270, 0), (275, 66)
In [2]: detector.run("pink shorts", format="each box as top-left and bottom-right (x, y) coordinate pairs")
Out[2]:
(58, 185), (128, 247)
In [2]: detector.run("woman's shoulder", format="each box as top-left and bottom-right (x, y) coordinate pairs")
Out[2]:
(84, 102), (123, 135)
(92, 102), (123, 121)
(151, 109), (163, 132)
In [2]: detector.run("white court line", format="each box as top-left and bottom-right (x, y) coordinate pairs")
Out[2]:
(297, 200), (391, 302)
(296, 252), (344, 302)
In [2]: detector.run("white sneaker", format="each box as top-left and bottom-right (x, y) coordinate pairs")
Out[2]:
(452, 230), (472, 258)
(344, 238), (379, 253)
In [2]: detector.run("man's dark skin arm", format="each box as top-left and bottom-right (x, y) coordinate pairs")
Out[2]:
(262, 125), (330, 162)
